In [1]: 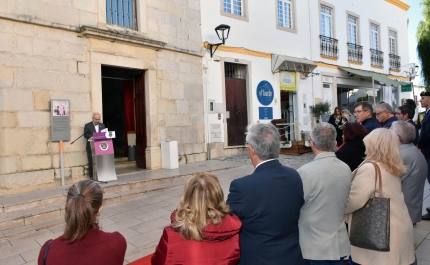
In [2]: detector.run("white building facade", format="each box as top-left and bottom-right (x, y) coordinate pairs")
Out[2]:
(201, 0), (411, 158)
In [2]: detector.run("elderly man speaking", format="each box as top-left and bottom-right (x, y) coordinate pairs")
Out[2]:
(391, 120), (428, 224)
(297, 123), (351, 264)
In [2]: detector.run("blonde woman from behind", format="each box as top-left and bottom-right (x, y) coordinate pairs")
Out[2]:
(151, 172), (242, 265)
(345, 128), (415, 265)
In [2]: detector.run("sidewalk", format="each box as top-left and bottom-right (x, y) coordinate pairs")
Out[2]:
(0, 153), (429, 264)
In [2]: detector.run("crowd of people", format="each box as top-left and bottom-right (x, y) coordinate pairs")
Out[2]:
(37, 93), (430, 265)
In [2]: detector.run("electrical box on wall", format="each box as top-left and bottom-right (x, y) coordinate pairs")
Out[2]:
(215, 103), (223, 113)
(208, 100), (215, 114)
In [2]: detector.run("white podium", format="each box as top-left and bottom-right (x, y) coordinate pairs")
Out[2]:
(161, 141), (179, 169)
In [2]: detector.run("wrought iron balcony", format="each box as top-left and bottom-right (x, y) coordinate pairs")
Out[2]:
(320, 35), (339, 59)
(389, 54), (401, 71)
(370, 49), (384, 68)
(347, 43), (363, 63)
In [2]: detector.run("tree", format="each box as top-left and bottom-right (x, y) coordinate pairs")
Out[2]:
(417, 0), (430, 87)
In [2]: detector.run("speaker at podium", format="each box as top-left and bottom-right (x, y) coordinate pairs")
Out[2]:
(89, 131), (118, 183)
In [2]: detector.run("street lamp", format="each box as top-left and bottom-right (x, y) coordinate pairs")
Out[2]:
(207, 24), (230, 58)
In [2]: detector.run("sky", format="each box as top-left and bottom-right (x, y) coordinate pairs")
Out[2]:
(407, 0), (424, 85)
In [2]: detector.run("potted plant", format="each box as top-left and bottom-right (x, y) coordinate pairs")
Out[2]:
(280, 140), (292, 148)
(309, 100), (331, 123)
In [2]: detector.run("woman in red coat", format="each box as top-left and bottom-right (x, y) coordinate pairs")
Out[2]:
(152, 173), (242, 265)
(38, 180), (126, 265)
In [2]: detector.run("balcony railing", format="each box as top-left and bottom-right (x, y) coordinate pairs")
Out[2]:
(320, 35), (339, 59)
(370, 49), (384, 68)
(389, 54), (401, 71)
(347, 43), (363, 63)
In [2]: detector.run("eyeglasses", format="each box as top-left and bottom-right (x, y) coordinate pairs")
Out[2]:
(375, 111), (386, 116)
(353, 110), (367, 114)
(245, 142), (250, 147)
(395, 112), (403, 116)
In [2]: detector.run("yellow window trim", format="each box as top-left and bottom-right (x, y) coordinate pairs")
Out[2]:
(385, 0), (410, 11)
(202, 42), (272, 59)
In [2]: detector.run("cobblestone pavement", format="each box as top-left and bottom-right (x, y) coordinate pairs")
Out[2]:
(1, 153), (430, 265)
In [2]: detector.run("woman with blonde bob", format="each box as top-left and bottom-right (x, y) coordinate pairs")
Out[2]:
(345, 129), (415, 265)
(152, 172), (242, 265)
(38, 180), (127, 265)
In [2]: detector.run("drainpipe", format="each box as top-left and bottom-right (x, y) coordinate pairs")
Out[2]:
(308, 0), (315, 127)
(203, 59), (210, 160)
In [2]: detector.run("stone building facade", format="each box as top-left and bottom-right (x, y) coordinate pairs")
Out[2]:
(0, 0), (205, 195)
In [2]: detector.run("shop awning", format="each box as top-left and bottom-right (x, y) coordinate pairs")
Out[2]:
(271, 54), (317, 75)
(339, 67), (408, 86)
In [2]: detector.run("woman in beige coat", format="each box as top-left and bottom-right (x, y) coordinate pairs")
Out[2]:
(345, 128), (415, 265)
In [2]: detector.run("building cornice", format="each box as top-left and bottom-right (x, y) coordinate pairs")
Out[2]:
(80, 26), (166, 51)
(385, 0), (410, 11)
(202, 43), (272, 59)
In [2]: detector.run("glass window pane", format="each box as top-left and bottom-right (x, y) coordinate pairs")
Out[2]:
(233, 0), (241, 15)
(278, 0), (283, 26)
(224, 0), (231, 13)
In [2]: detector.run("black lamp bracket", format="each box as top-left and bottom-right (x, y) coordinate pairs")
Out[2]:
(208, 42), (225, 58)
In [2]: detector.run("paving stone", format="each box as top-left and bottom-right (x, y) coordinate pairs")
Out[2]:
(127, 229), (163, 248)
(0, 254), (26, 265)
(135, 209), (171, 222)
(131, 217), (170, 234)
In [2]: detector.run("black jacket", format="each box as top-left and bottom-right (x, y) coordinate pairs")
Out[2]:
(84, 122), (106, 152)
(407, 119), (419, 146)
(328, 115), (347, 145)
(361, 117), (380, 133)
(335, 138), (366, 171)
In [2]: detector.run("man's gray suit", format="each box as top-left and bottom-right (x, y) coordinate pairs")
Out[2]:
(297, 152), (351, 260)
(400, 143), (428, 224)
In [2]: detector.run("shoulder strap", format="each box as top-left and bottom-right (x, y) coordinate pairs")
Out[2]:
(369, 162), (383, 204)
(43, 240), (53, 265)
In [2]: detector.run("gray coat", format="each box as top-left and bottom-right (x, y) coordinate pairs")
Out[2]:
(297, 152), (351, 260)
(400, 143), (428, 223)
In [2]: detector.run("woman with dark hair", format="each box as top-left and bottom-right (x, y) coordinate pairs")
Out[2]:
(335, 122), (368, 171)
(328, 106), (347, 146)
(38, 180), (126, 265)
(404, 98), (419, 123)
(152, 172), (242, 265)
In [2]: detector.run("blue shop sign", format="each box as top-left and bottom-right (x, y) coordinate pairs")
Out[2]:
(259, 107), (273, 120)
(256, 81), (274, 106)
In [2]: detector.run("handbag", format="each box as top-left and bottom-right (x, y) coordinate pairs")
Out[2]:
(349, 162), (390, 251)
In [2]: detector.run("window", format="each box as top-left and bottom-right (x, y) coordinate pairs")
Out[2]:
(278, 0), (292, 28)
(347, 16), (357, 44)
(321, 5), (332, 37)
(224, 0), (242, 16)
(106, 0), (136, 29)
(389, 30), (396, 55)
(370, 23), (378, 50)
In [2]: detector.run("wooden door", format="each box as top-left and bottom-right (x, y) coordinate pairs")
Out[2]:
(225, 78), (248, 146)
(134, 72), (146, 168)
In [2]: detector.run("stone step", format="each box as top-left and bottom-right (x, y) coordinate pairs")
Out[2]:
(115, 161), (137, 169)
(0, 180), (186, 238)
(0, 159), (243, 238)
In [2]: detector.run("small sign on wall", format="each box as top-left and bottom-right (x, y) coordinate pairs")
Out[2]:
(259, 107), (273, 120)
(51, 99), (70, 141)
(256, 81), (274, 106)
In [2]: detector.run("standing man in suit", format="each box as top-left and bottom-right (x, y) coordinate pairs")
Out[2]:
(396, 105), (419, 145)
(418, 91), (430, 220)
(227, 123), (304, 265)
(391, 121), (428, 224)
(297, 123), (351, 264)
(353, 101), (380, 133)
(84, 113), (105, 180)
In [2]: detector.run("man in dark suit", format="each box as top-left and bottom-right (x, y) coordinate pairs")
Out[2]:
(84, 113), (105, 180)
(418, 91), (430, 221)
(396, 105), (419, 145)
(353, 101), (380, 132)
(227, 123), (304, 265)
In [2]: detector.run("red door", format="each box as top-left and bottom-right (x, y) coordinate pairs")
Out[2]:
(225, 78), (248, 146)
(135, 72), (146, 168)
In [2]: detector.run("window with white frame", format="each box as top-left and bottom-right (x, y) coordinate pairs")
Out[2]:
(389, 30), (396, 55)
(278, 0), (292, 28)
(370, 23), (378, 50)
(320, 5), (332, 37)
(106, 0), (136, 30)
(347, 15), (357, 44)
(224, 0), (242, 16)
